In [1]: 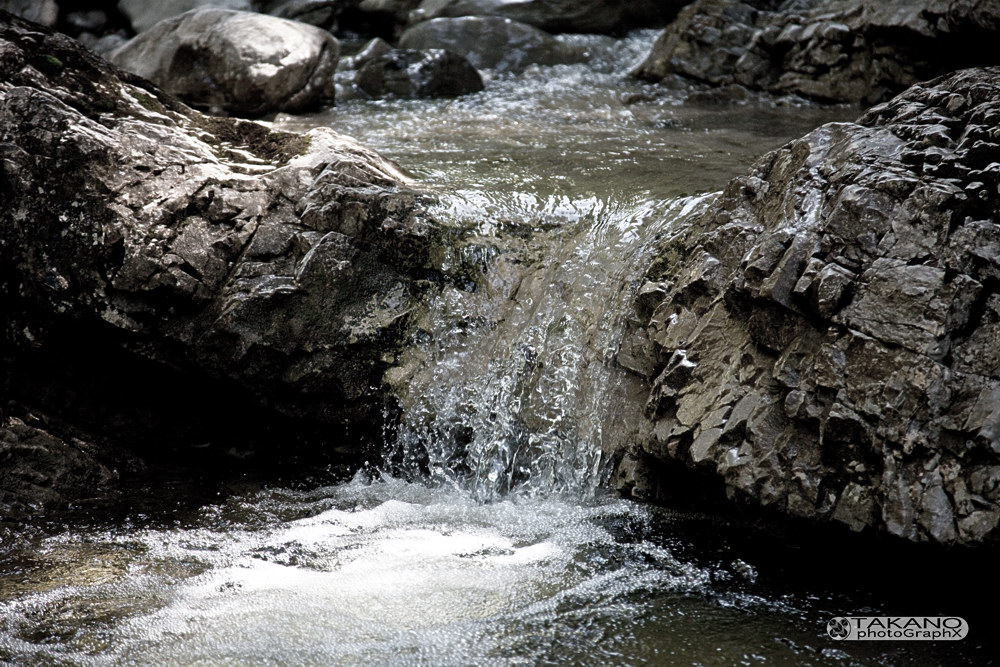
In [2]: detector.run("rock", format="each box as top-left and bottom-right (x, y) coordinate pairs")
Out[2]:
(409, 0), (688, 35)
(0, 12), (442, 467)
(633, 0), (1000, 105)
(117, 0), (253, 33)
(63, 10), (110, 35)
(109, 8), (338, 116)
(398, 16), (584, 73)
(0, 1), (58, 27)
(0, 419), (117, 518)
(619, 67), (1000, 545)
(354, 47), (482, 98)
(257, 0), (342, 28)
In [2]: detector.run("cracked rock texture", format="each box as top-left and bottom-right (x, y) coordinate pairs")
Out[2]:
(109, 8), (339, 116)
(634, 0), (999, 105)
(616, 67), (1000, 545)
(0, 11), (441, 509)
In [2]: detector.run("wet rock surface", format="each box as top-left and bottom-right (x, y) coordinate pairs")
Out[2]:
(0, 13), (443, 509)
(108, 8), (339, 116)
(117, 0), (253, 33)
(633, 0), (1000, 105)
(617, 67), (1000, 544)
(353, 46), (483, 98)
(398, 16), (584, 73)
(409, 0), (687, 35)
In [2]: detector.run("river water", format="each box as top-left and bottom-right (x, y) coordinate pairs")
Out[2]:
(0, 31), (991, 666)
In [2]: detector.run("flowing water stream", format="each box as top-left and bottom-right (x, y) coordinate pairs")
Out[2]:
(0, 32), (991, 666)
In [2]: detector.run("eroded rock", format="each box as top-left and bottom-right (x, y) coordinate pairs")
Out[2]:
(618, 67), (1000, 545)
(353, 46), (483, 98)
(0, 12), (443, 507)
(633, 0), (1000, 105)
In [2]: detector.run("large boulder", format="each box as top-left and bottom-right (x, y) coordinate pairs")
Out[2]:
(0, 12), (442, 489)
(410, 0), (688, 35)
(108, 8), (338, 116)
(633, 0), (1000, 105)
(117, 0), (253, 33)
(398, 16), (583, 73)
(617, 67), (1000, 545)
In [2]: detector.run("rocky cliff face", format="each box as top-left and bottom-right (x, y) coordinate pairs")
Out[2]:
(617, 67), (1000, 545)
(0, 11), (445, 510)
(633, 0), (999, 105)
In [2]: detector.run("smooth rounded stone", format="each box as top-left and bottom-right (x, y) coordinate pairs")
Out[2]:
(118, 0), (254, 33)
(63, 10), (109, 34)
(109, 8), (339, 115)
(0, 0), (58, 26)
(616, 67), (1000, 545)
(410, 0), (687, 35)
(355, 47), (483, 98)
(633, 0), (1000, 105)
(398, 15), (584, 73)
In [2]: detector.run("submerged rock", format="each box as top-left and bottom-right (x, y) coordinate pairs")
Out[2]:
(409, 0), (687, 35)
(398, 16), (584, 73)
(354, 47), (483, 98)
(619, 67), (1000, 545)
(108, 8), (338, 116)
(633, 0), (1000, 105)
(0, 12), (442, 503)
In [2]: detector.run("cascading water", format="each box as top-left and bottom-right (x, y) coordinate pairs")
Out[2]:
(388, 192), (713, 501)
(3, 29), (980, 667)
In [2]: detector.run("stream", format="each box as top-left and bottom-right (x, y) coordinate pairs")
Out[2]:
(0, 31), (992, 666)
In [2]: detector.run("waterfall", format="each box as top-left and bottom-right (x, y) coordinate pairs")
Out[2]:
(388, 191), (714, 500)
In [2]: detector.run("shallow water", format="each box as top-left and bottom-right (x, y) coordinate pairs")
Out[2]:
(1, 30), (991, 666)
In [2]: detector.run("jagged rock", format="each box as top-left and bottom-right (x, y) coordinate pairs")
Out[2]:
(0, 12), (441, 468)
(353, 47), (482, 98)
(0, 419), (117, 518)
(618, 67), (1000, 545)
(108, 8), (338, 115)
(117, 0), (253, 33)
(398, 16), (584, 73)
(408, 0), (688, 35)
(633, 0), (1000, 105)
(0, 1), (58, 27)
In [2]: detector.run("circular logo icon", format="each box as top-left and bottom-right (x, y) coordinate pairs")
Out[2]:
(827, 617), (852, 640)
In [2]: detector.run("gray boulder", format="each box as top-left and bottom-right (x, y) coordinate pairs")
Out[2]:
(410, 0), (688, 35)
(109, 8), (338, 115)
(353, 47), (483, 98)
(118, 0), (254, 33)
(398, 16), (584, 73)
(0, 11), (441, 482)
(633, 0), (1000, 105)
(0, 0), (58, 26)
(617, 67), (1000, 545)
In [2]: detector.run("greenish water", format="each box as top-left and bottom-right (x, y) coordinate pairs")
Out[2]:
(0, 30), (992, 666)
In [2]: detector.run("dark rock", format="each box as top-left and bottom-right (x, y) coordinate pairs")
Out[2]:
(0, 11), (441, 475)
(63, 10), (109, 35)
(618, 67), (1000, 545)
(108, 8), (339, 116)
(354, 47), (482, 98)
(633, 0), (1000, 105)
(409, 0), (688, 35)
(258, 0), (342, 28)
(398, 16), (584, 73)
(0, 419), (117, 518)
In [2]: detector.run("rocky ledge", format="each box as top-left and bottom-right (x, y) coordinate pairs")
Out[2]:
(617, 67), (1000, 545)
(634, 0), (999, 105)
(0, 11), (445, 512)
